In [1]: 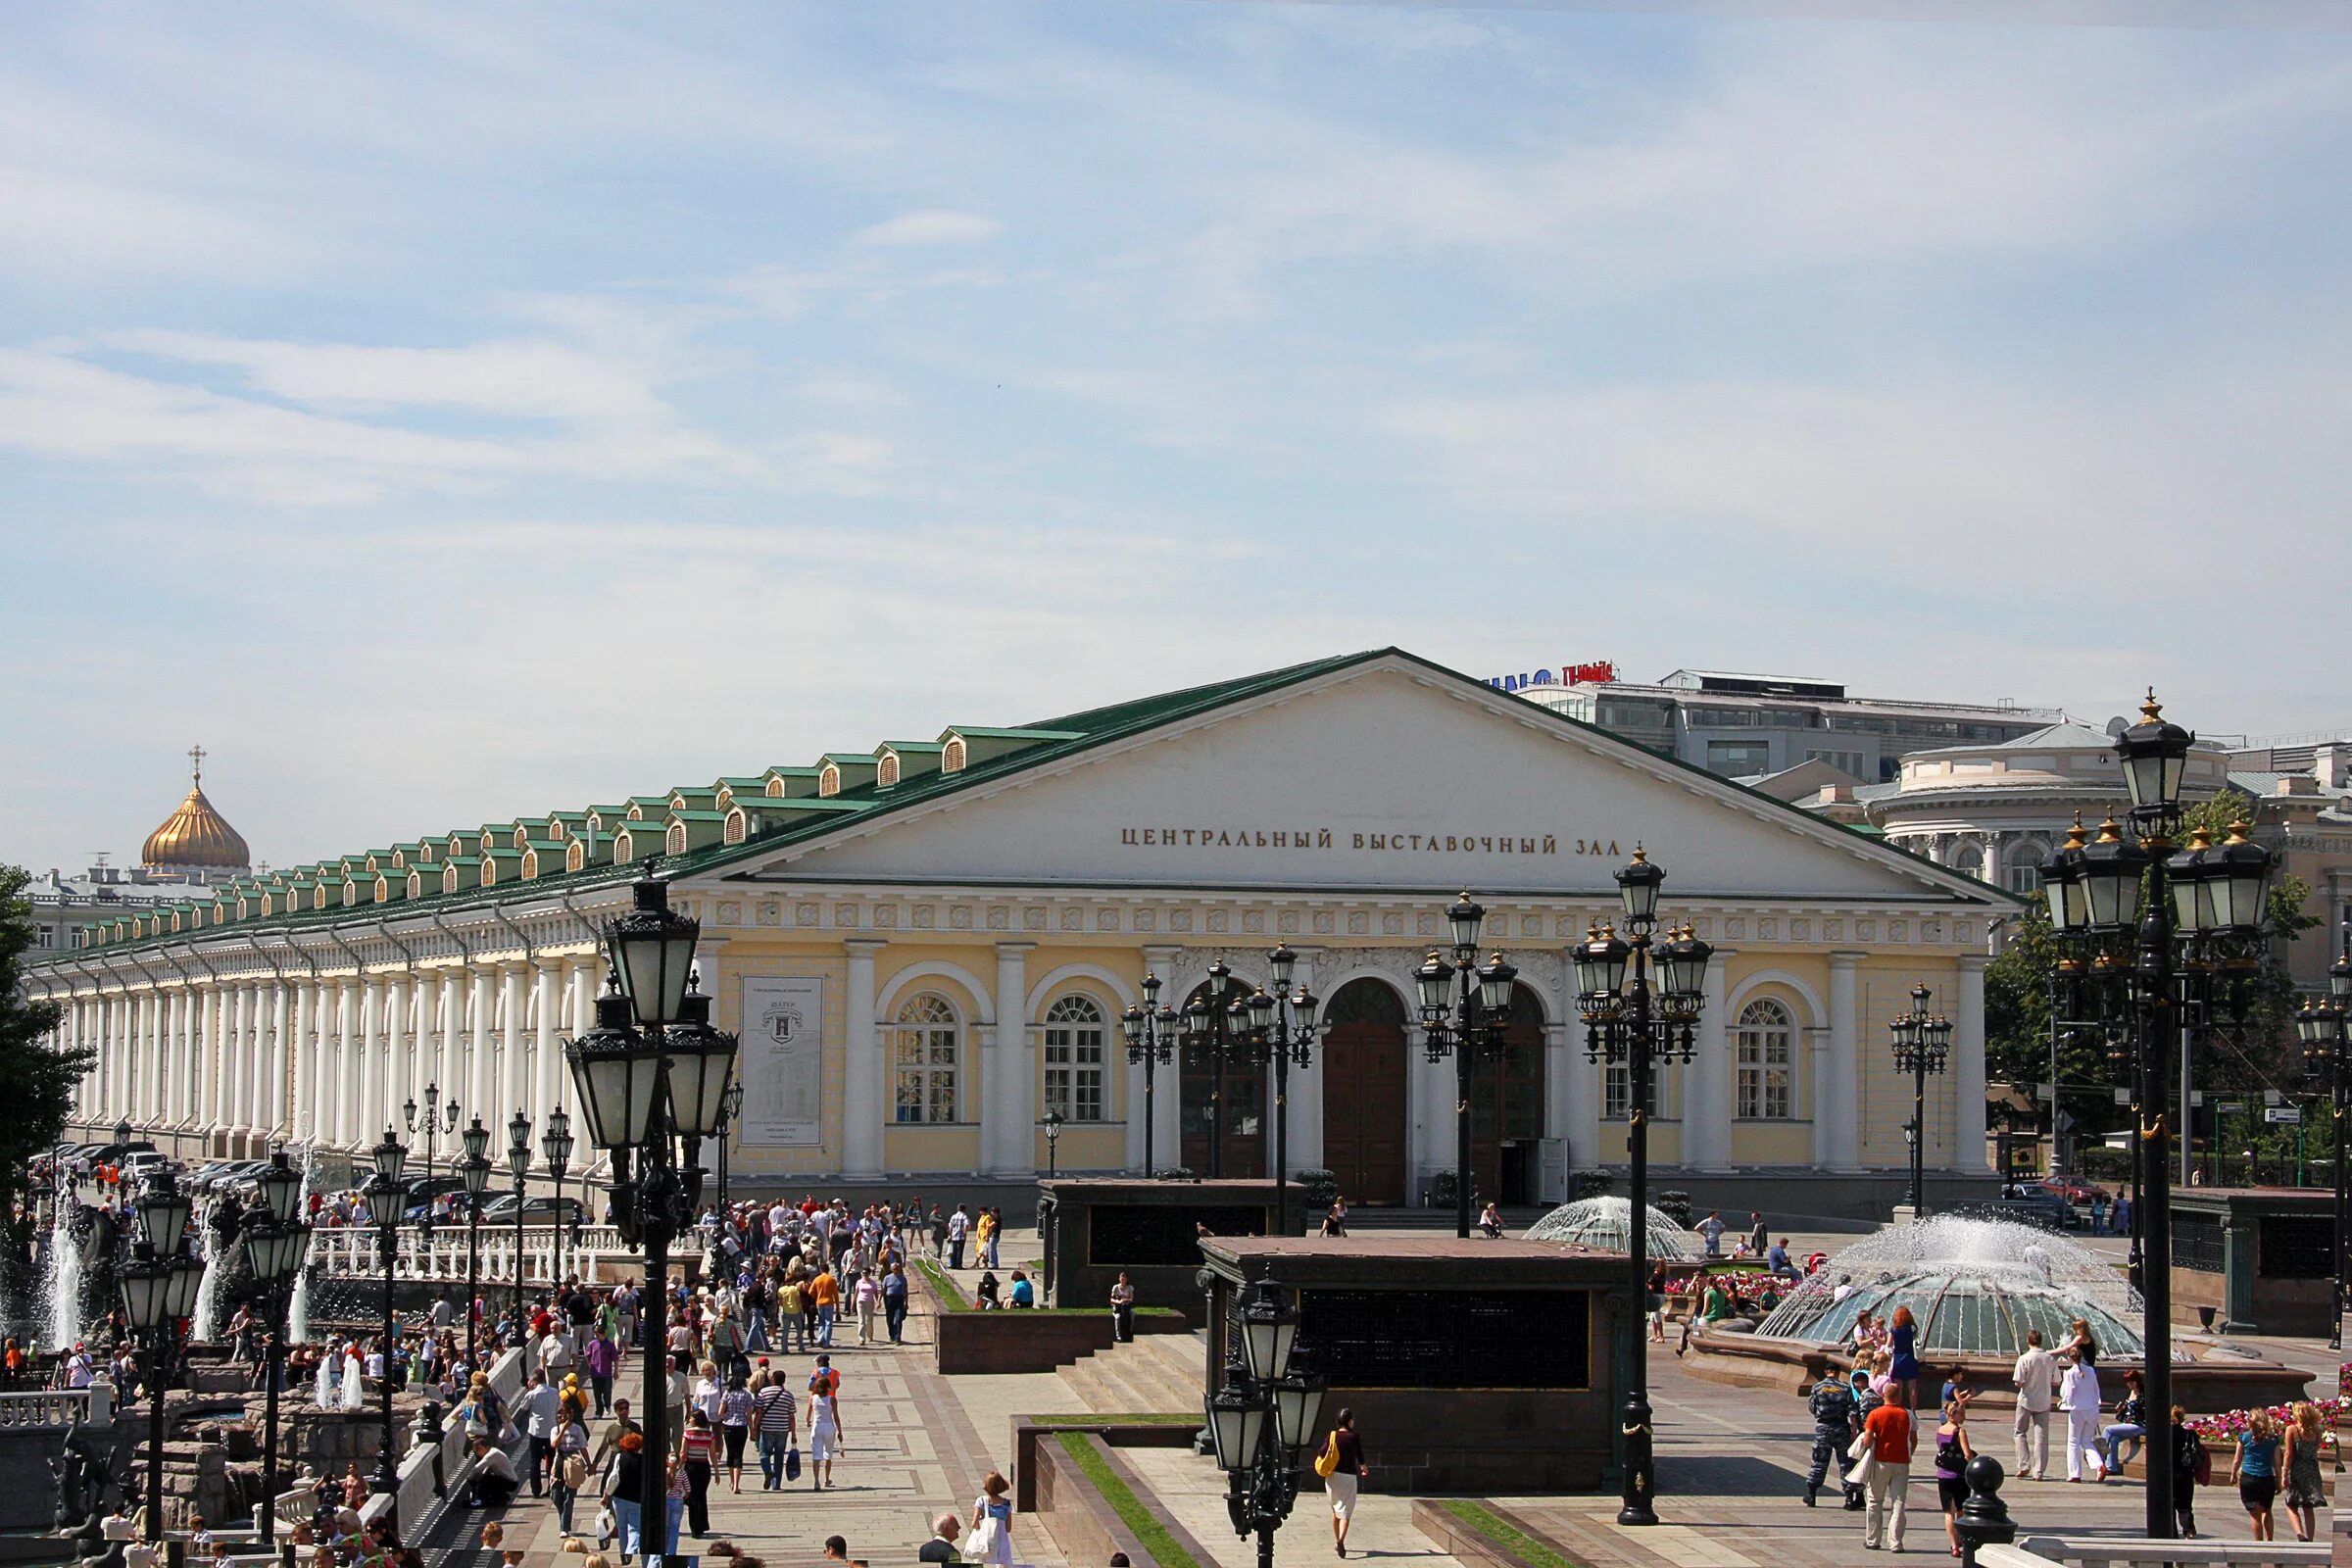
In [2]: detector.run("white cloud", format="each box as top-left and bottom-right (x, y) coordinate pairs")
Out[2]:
(852, 209), (1004, 248)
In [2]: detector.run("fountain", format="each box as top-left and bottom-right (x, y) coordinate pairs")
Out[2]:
(1521, 1196), (1693, 1260)
(287, 1152), (319, 1347)
(43, 1204), (85, 1354)
(1683, 1213), (2313, 1410)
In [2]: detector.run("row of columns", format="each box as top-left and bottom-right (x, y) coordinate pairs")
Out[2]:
(52, 952), (602, 1155)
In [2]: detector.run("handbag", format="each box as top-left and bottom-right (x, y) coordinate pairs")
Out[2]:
(1313, 1435), (1341, 1480)
(785, 1446), (802, 1483)
(595, 1506), (616, 1549)
(562, 1454), (589, 1491)
(959, 1518), (1001, 1559)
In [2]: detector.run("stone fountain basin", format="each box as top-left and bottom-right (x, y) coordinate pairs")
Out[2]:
(1681, 1326), (2319, 1413)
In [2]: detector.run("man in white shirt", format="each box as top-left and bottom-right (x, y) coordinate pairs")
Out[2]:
(2011, 1329), (2058, 1481)
(948, 1205), (971, 1270)
(538, 1327), (575, 1378)
(516, 1370), (563, 1498)
(2058, 1348), (2103, 1482)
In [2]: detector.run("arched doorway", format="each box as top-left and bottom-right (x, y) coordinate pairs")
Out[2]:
(1469, 983), (1547, 1205)
(1319, 979), (1409, 1205)
(1181, 981), (1266, 1178)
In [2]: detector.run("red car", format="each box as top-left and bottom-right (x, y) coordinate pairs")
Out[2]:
(2032, 1177), (2103, 1206)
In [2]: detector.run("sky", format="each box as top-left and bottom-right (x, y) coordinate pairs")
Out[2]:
(5, 2), (2350, 876)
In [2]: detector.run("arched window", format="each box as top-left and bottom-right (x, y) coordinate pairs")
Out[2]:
(1736, 998), (1796, 1119)
(878, 754), (902, 788)
(1043, 995), (1106, 1122)
(893, 995), (960, 1124)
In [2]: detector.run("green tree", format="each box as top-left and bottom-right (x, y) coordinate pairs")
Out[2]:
(0, 863), (93, 1237)
(1983, 792), (2319, 1175)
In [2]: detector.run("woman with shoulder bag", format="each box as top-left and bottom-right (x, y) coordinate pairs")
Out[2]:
(1320, 1410), (1367, 1558)
(965, 1471), (1015, 1566)
(551, 1409), (591, 1536)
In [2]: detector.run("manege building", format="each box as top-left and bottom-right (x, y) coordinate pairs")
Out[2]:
(30, 651), (2016, 1218)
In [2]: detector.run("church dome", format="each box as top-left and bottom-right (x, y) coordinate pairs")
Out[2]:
(142, 749), (251, 874)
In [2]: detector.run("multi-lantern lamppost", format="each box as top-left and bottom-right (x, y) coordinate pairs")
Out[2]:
(542, 1108), (575, 1290)
(1888, 986), (1954, 1219)
(1227, 948), (1321, 1232)
(1041, 1107), (1065, 1177)
(365, 1128), (412, 1518)
(1573, 849), (1715, 1528)
(715, 1081), (745, 1211)
(1415, 898), (1519, 1240)
(458, 1116), (492, 1367)
(241, 1151), (311, 1547)
(402, 1083), (461, 1197)
(564, 868), (740, 1564)
(1180, 960), (1250, 1179)
(1204, 1274), (1328, 1568)
(2293, 929), (2352, 1350)
(2036, 693), (2273, 1542)
(118, 1170), (202, 1544)
(1120, 977), (1180, 1177)
(506, 1110), (534, 1330)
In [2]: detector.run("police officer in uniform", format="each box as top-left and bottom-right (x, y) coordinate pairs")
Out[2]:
(1803, 1367), (1861, 1508)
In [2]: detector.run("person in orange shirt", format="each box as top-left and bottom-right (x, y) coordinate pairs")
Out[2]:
(1859, 1393), (1916, 1551)
(808, 1270), (839, 1349)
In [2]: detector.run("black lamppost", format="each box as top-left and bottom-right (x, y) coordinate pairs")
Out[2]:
(366, 1128), (410, 1516)
(1574, 850), (1715, 1528)
(119, 1171), (200, 1544)
(2037, 693), (2273, 1542)
(1889, 986), (1954, 1219)
(1414, 897), (1519, 1239)
(402, 1083), (462, 1194)
(507, 1110), (533, 1331)
(564, 870), (739, 1560)
(1120, 976), (1180, 1177)
(243, 1151), (310, 1547)
(542, 1108), (574, 1289)
(1041, 1108), (1064, 1177)
(1231, 948), (1322, 1233)
(2294, 935), (2352, 1350)
(459, 1117), (490, 1367)
(1179, 960), (1246, 1178)
(714, 1082), (744, 1211)
(1205, 1273), (1327, 1568)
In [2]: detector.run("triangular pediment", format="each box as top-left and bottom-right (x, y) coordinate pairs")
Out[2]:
(707, 655), (2001, 906)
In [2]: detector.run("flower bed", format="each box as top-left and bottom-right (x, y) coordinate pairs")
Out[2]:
(2181, 1361), (2349, 1441)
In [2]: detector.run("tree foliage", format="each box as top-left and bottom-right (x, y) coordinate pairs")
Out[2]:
(1983, 792), (2320, 1164)
(0, 863), (93, 1205)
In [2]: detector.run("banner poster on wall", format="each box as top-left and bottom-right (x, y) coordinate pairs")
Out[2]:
(741, 976), (824, 1147)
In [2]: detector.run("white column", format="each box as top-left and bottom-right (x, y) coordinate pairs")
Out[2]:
(499, 963), (528, 1124)
(1953, 955), (1991, 1173)
(267, 983), (289, 1136)
(564, 959), (597, 1113)
(385, 972), (412, 1139)
(842, 940), (885, 1178)
(413, 972), (440, 1110)
(333, 981), (356, 1147)
(236, 984), (259, 1134)
(990, 943), (1035, 1175)
(1410, 1026), (1450, 1197)
(289, 984), (313, 1135)
(1978, 835), (2003, 891)
(1140, 946), (1182, 1173)
(469, 970), (495, 1134)
(532, 961), (563, 1131)
(200, 987), (224, 1134)
(1286, 950), (1323, 1176)
(1824, 952), (1863, 1170)
(1687, 949), (1734, 1170)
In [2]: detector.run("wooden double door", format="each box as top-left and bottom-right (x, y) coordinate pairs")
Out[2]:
(1320, 979), (1411, 1205)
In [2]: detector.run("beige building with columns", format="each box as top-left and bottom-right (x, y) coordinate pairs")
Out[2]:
(31, 650), (2018, 1219)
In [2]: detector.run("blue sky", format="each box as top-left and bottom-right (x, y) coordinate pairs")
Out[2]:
(6, 3), (2350, 874)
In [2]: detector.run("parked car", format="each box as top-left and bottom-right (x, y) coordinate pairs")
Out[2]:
(122, 1151), (174, 1178)
(401, 1176), (472, 1223)
(477, 1195), (584, 1226)
(2032, 1176), (2103, 1207)
(1954, 1192), (2075, 1231)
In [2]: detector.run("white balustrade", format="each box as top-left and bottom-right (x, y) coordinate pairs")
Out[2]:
(306, 1224), (631, 1287)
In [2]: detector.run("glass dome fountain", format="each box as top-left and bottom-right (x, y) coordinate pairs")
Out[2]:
(1753, 1214), (2142, 1358)
(1523, 1196), (1693, 1260)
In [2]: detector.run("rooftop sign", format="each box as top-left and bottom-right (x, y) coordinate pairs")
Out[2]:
(1488, 662), (1615, 693)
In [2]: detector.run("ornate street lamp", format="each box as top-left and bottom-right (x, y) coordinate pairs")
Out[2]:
(242, 1150), (310, 1547)
(542, 1107), (574, 1288)
(459, 1116), (491, 1366)
(1576, 850), (1714, 1527)
(714, 1081), (746, 1212)
(507, 1109), (534, 1331)
(1041, 1107), (1065, 1177)
(121, 1205), (202, 1545)
(1178, 959), (1245, 1178)
(564, 869), (739, 1561)
(403, 1083), (463, 1245)
(1206, 1274), (1326, 1568)
(2037, 693), (2271, 1541)
(1121, 972), (1181, 1177)
(1226, 946), (1322, 1231)
(2296, 930), (2352, 1349)
(1416, 896), (1518, 1239)
(1889, 986), (1954, 1219)
(367, 1128), (410, 1515)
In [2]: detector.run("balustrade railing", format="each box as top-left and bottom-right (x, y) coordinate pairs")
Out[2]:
(0, 1387), (102, 1429)
(306, 1224), (630, 1286)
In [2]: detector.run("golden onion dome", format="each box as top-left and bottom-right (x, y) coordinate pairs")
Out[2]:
(142, 748), (251, 872)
